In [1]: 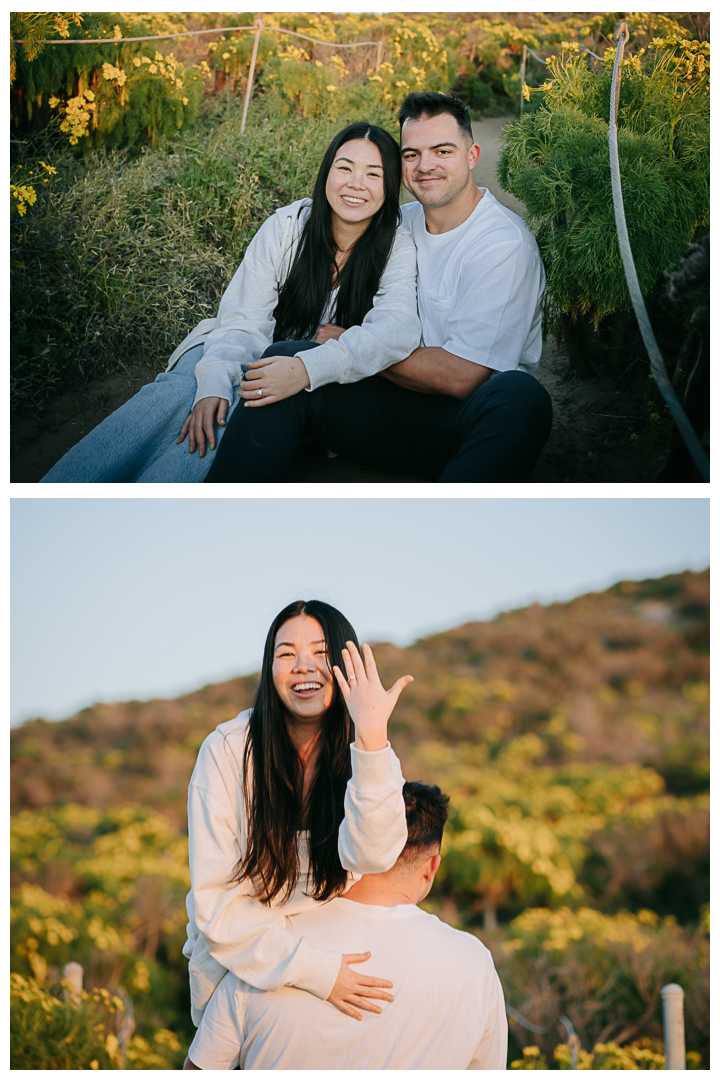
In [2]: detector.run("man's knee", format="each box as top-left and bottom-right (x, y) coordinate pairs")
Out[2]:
(477, 371), (552, 431)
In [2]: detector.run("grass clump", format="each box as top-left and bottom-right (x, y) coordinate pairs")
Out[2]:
(11, 972), (124, 1069)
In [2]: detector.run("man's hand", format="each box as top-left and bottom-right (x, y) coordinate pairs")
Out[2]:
(177, 397), (227, 457)
(333, 640), (413, 753)
(314, 323), (346, 344)
(327, 953), (394, 1021)
(239, 355), (310, 407)
(380, 347), (493, 399)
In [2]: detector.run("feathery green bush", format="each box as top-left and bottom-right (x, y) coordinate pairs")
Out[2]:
(497, 35), (709, 372)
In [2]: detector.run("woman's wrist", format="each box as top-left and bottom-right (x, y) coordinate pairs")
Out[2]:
(353, 733), (389, 753)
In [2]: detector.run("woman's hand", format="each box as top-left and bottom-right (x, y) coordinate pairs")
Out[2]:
(240, 355), (310, 407)
(314, 323), (346, 344)
(177, 397), (227, 457)
(327, 953), (394, 1021)
(334, 640), (413, 752)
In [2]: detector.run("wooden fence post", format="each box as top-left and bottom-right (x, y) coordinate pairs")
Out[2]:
(241, 16), (263, 135)
(62, 961), (83, 1007)
(375, 41), (384, 70)
(661, 984), (685, 1069)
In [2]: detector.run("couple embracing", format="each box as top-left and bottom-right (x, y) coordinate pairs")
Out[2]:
(42, 91), (551, 484)
(182, 599), (507, 1070)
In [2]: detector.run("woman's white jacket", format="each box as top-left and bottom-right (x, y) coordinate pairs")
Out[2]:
(165, 199), (421, 407)
(183, 710), (408, 1026)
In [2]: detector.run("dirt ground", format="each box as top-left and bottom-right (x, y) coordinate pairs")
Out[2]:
(10, 116), (669, 484)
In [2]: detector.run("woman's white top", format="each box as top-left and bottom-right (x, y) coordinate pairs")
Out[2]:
(164, 199), (421, 407)
(183, 709), (408, 1025)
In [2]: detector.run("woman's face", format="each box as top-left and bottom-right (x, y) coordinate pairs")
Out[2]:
(325, 137), (386, 233)
(272, 614), (335, 725)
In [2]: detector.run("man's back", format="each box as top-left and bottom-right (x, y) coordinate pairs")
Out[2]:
(191, 896), (507, 1070)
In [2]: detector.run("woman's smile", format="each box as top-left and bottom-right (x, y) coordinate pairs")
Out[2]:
(291, 680), (324, 697)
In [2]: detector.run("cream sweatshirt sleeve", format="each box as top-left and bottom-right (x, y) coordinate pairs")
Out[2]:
(185, 716), (407, 1022)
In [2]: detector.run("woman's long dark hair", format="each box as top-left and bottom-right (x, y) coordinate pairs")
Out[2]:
(239, 599), (360, 904)
(272, 121), (402, 342)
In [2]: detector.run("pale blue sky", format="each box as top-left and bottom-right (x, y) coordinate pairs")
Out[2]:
(11, 498), (709, 726)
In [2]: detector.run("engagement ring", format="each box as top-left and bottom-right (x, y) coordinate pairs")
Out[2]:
(256, 388), (263, 398)
(347, 674), (356, 681)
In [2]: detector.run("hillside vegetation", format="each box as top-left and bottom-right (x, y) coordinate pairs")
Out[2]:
(11, 569), (709, 1067)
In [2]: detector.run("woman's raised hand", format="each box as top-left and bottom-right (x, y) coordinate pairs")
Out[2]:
(333, 641), (413, 752)
(177, 397), (227, 457)
(327, 953), (394, 1021)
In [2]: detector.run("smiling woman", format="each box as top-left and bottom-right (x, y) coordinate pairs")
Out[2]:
(40, 120), (420, 483)
(184, 599), (415, 1038)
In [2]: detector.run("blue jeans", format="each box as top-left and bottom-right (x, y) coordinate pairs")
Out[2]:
(40, 345), (241, 483)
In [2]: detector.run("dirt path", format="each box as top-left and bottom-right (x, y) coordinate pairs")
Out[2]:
(11, 116), (663, 484)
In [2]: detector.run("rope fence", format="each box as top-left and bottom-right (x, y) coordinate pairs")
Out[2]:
(13, 17), (385, 134)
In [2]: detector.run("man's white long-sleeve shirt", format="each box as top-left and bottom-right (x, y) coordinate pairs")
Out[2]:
(183, 710), (407, 1025)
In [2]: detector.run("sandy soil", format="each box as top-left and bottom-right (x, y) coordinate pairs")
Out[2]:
(11, 115), (667, 484)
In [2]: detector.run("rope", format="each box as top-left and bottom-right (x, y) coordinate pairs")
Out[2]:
(506, 1003), (548, 1034)
(13, 25), (381, 50)
(525, 45), (603, 65)
(607, 23), (709, 480)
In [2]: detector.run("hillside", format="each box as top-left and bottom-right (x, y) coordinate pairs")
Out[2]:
(12, 569), (709, 824)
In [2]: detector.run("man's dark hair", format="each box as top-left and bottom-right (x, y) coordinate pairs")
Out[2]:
(396, 781), (450, 864)
(398, 91), (473, 144)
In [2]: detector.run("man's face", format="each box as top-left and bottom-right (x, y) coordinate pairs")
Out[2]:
(400, 113), (479, 209)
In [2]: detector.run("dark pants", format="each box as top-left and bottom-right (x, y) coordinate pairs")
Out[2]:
(206, 341), (553, 483)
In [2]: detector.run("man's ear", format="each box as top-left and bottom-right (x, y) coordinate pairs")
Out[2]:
(424, 853), (441, 882)
(469, 142), (481, 169)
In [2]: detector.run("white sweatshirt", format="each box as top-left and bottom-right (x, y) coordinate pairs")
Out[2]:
(183, 710), (408, 1025)
(164, 199), (421, 407)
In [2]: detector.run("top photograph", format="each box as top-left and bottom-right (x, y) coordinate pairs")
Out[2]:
(11, 11), (710, 484)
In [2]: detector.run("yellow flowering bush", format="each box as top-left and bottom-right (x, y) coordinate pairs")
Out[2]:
(13, 12), (209, 149)
(511, 1037), (702, 1069)
(416, 738), (673, 921)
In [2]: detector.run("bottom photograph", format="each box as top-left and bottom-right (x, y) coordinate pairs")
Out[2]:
(10, 498), (709, 1070)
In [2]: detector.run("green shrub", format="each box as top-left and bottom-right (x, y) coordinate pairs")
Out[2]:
(497, 37), (709, 341)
